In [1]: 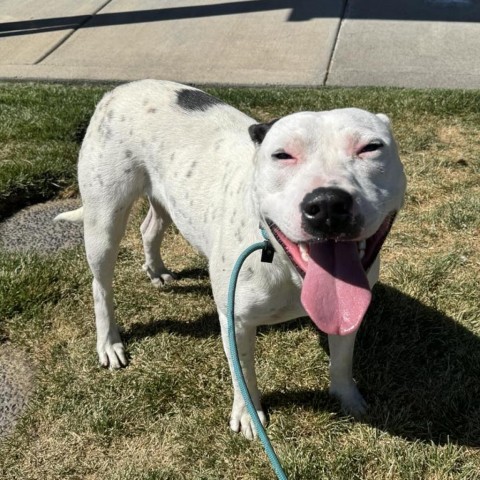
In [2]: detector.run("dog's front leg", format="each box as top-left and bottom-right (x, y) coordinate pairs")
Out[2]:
(219, 312), (267, 440)
(328, 331), (367, 416)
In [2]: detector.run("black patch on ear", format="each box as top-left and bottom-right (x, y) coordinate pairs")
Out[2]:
(248, 119), (279, 145)
(176, 89), (224, 112)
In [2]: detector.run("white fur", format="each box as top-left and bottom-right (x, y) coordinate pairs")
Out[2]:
(54, 207), (84, 224)
(56, 80), (406, 439)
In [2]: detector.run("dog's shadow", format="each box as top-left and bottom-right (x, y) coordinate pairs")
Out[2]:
(125, 270), (480, 447)
(264, 284), (480, 447)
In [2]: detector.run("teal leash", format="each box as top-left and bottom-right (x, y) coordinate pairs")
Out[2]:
(226, 228), (288, 480)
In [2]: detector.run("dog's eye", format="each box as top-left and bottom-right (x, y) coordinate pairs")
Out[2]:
(272, 151), (293, 160)
(358, 142), (384, 154)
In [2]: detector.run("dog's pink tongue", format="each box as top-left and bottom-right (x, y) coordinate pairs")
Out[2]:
(300, 241), (371, 335)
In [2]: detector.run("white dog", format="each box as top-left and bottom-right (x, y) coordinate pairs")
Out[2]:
(56, 80), (406, 439)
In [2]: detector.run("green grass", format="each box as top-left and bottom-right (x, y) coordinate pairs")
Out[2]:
(0, 83), (479, 479)
(0, 83), (110, 219)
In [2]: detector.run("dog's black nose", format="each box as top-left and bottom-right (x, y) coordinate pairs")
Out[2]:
(301, 187), (354, 236)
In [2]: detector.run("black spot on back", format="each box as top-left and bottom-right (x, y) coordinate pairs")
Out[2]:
(176, 89), (224, 112)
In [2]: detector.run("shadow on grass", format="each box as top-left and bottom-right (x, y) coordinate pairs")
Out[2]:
(124, 312), (220, 342)
(177, 267), (209, 279)
(263, 284), (480, 447)
(124, 276), (480, 447)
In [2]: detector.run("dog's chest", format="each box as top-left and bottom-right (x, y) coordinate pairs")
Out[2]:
(232, 257), (306, 326)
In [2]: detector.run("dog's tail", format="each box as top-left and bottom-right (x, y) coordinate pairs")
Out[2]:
(54, 207), (84, 224)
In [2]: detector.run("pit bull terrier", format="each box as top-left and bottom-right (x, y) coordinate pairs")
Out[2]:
(56, 80), (406, 439)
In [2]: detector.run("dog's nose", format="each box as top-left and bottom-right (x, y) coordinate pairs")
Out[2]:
(301, 187), (354, 236)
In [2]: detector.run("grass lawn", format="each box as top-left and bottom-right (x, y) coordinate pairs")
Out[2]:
(0, 82), (479, 479)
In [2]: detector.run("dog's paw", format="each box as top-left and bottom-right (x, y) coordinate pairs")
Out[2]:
(330, 382), (367, 418)
(229, 404), (267, 440)
(97, 340), (127, 369)
(142, 264), (177, 287)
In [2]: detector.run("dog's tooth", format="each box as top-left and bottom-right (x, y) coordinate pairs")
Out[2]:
(357, 240), (366, 260)
(299, 243), (310, 263)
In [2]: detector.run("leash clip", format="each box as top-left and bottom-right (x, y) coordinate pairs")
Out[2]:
(261, 241), (275, 263)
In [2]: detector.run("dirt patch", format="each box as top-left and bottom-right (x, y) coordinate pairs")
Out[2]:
(0, 199), (83, 254)
(0, 345), (35, 439)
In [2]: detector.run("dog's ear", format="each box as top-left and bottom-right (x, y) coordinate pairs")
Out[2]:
(248, 119), (279, 145)
(376, 113), (391, 126)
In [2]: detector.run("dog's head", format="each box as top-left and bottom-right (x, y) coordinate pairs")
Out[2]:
(249, 109), (406, 335)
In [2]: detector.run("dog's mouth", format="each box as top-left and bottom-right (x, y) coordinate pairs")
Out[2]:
(267, 213), (396, 336)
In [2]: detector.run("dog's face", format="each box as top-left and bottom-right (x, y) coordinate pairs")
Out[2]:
(249, 109), (406, 335)
(250, 109), (406, 245)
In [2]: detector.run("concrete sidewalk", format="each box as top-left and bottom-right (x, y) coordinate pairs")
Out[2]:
(1, 0), (480, 88)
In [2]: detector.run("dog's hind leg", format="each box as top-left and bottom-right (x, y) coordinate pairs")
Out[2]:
(83, 200), (133, 369)
(140, 198), (177, 287)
